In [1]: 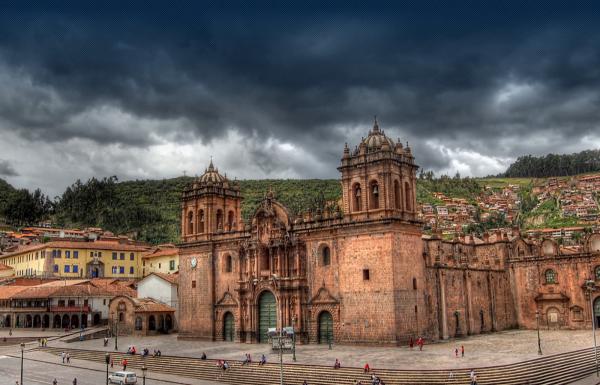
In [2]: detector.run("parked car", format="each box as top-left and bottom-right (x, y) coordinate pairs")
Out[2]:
(108, 371), (137, 384)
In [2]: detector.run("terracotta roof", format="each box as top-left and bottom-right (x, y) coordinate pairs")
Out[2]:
(11, 286), (61, 299)
(0, 286), (28, 300)
(142, 246), (179, 259)
(89, 279), (137, 297)
(37, 279), (90, 287)
(134, 298), (175, 313)
(148, 272), (179, 285)
(51, 284), (105, 297)
(0, 263), (14, 271)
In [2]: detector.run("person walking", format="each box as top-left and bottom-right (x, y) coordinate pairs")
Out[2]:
(461, 345), (465, 358)
(53, 379), (58, 385)
(409, 337), (414, 350)
(122, 358), (128, 370)
(454, 348), (458, 358)
(66, 353), (71, 363)
(61, 351), (65, 363)
(72, 378), (77, 385)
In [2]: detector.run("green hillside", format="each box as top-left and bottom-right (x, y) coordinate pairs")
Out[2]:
(2, 171), (596, 244)
(0, 178), (17, 216)
(504, 150), (600, 178)
(52, 177), (342, 244)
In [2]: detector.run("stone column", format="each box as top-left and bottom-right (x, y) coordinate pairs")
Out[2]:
(438, 269), (449, 339)
(465, 270), (473, 335)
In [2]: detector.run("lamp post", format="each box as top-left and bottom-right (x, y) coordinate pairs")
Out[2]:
(113, 314), (118, 351)
(586, 279), (599, 377)
(271, 274), (284, 385)
(328, 321), (332, 350)
(79, 296), (84, 341)
(142, 366), (147, 385)
(20, 342), (25, 385)
(105, 353), (110, 385)
(535, 310), (542, 355)
(292, 315), (296, 362)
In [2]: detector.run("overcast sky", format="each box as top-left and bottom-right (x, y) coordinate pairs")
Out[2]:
(1, 3), (600, 197)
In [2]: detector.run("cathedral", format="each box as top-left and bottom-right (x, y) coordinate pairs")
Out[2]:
(177, 119), (600, 345)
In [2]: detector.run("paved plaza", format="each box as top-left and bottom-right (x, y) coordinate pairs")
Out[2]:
(47, 329), (600, 371)
(1, 328), (600, 384)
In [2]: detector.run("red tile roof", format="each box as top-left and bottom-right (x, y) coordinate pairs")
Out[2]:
(149, 272), (179, 285)
(142, 246), (179, 260)
(0, 286), (28, 300)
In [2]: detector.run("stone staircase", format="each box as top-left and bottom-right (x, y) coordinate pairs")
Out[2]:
(37, 346), (600, 384)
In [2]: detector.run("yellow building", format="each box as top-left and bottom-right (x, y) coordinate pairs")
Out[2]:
(142, 244), (179, 276)
(0, 240), (149, 279)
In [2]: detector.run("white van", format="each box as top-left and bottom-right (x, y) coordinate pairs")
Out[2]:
(108, 371), (138, 384)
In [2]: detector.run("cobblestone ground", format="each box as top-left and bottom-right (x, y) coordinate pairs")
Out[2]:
(38, 328), (600, 371)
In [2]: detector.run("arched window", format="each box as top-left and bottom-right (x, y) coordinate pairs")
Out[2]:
(404, 181), (412, 211)
(369, 180), (379, 210)
(119, 312), (124, 322)
(545, 269), (557, 284)
(224, 254), (233, 273)
(198, 209), (205, 233)
(135, 317), (142, 330)
(353, 184), (362, 212)
(187, 211), (194, 235)
(216, 209), (224, 231)
(227, 210), (235, 231)
(322, 246), (331, 266)
(595, 266), (600, 281)
(394, 180), (401, 209)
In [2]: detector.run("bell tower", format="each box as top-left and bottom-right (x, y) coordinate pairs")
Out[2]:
(338, 117), (418, 221)
(181, 160), (243, 242)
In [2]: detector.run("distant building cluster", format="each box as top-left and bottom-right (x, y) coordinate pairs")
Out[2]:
(418, 184), (521, 235)
(0, 227), (181, 336)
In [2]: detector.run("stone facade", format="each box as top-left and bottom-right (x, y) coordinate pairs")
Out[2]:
(177, 118), (600, 345)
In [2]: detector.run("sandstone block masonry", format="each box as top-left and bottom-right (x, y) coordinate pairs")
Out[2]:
(176, 118), (600, 345)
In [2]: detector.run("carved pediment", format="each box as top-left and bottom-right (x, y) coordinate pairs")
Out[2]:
(309, 287), (339, 305)
(216, 291), (238, 307)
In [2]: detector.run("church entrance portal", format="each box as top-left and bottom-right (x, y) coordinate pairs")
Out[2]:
(258, 291), (276, 343)
(318, 311), (333, 344)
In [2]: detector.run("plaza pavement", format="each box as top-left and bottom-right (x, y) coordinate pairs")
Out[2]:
(43, 328), (600, 371)
(0, 340), (221, 385)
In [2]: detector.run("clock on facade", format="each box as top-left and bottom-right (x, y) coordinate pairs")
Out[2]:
(191, 257), (198, 268)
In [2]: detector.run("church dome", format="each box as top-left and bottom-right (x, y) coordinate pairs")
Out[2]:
(198, 160), (228, 185)
(361, 117), (394, 151)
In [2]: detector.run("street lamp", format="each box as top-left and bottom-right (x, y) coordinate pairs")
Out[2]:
(328, 321), (332, 350)
(112, 314), (119, 351)
(292, 315), (296, 362)
(105, 353), (110, 385)
(271, 274), (284, 385)
(586, 279), (599, 377)
(142, 366), (147, 385)
(535, 310), (542, 355)
(20, 342), (25, 385)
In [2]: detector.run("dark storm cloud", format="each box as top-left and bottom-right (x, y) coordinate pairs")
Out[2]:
(0, 160), (17, 177)
(1, 2), (600, 192)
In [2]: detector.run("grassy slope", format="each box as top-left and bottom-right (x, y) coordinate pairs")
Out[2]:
(112, 177), (342, 243)
(0, 178), (17, 223)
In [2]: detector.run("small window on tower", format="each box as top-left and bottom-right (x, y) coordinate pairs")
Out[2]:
(363, 269), (370, 281)
(192, 280), (197, 288)
(322, 246), (331, 266)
